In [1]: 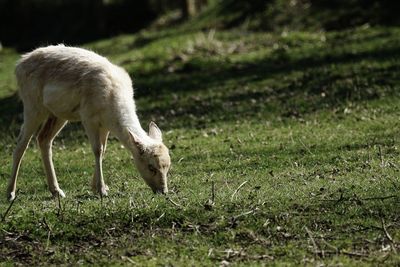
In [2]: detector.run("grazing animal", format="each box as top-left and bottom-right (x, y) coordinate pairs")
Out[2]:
(7, 45), (171, 201)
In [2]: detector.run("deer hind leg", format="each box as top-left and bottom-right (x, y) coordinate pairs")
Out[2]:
(7, 109), (46, 201)
(37, 116), (67, 198)
(82, 120), (110, 197)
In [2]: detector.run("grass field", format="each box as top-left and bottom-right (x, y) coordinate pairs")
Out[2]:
(0, 21), (400, 265)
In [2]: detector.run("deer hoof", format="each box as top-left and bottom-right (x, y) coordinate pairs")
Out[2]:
(52, 188), (66, 198)
(7, 191), (16, 202)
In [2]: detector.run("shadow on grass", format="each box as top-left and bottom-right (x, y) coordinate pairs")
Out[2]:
(2, 186), (399, 265)
(0, 93), (22, 135)
(135, 40), (400, 128)
(135, 40), (400, 96)
(1, 28), (400, 136)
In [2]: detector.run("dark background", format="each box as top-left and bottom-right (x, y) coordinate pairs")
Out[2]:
(1, 0), (399, 51)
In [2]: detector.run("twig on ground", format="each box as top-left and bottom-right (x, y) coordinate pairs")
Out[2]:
(233, 209), (257, 220)
(166, 197), (182, 208)
(204, 180), (216, 210)
(362, 195), (397, 201)
(231, 181), (248, 201)
(313, 250), (368, 257)
(251, 254), (274, 260)
(381, 218), (394, 242)
(319, 236), (369, 257)
(321, 238), (338, 253)
(208, 248), (213, 257)
(121, 256), (135, 264)
(304, 226), (321, 258)
(298, 138), (314, 155)
(212, 180), (215, 204)
(42, 218), (53, 250)
(100, 192), (104, 207)
(156, 212), (165, 222)
(46, 231), (51, 250)
(320, 195), (397, 202)
(2, 189), (19, 222)
(378, 146), (384, 166)
(215, 249), (273, 261)
(340, 250), (369, 257)
(57, 193), (63, 219)
(42, 217), (52, 232)
(381, 217), (397, 254)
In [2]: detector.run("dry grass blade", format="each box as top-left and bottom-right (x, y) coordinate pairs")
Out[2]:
(231, 181), (248, 201)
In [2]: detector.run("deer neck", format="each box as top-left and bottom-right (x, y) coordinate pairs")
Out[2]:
(112, 109), (155, 156)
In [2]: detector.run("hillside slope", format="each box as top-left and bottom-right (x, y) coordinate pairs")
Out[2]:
(0, 8), (400, 266)
(190, 0), (400, 31)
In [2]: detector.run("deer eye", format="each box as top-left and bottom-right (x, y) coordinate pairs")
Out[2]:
(148, 164), (157, 175)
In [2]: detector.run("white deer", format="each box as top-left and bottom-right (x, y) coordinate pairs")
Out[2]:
(7, 45), (171, 201)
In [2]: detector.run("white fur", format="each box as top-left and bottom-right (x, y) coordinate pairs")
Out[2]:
(7, 45), (170, 200)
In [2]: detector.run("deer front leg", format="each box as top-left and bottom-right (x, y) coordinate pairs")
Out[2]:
(91, 130), (109, 194)
(83, 121), (109, 197)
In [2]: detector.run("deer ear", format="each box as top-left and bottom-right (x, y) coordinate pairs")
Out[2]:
(149, 121), (162, 142)
(128, 131), (145, 155)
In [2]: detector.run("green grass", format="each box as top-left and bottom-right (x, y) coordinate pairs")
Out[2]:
(0, 24), (400, 266)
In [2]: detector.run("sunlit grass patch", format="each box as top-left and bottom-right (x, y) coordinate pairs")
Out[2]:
(0, 25), (400, 265)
